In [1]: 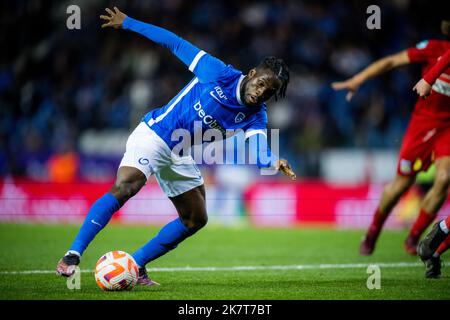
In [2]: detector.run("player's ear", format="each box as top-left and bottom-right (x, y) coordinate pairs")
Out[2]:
(248, 68), (257, 78)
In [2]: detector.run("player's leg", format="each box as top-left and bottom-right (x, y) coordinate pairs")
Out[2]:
(56, 122), (155, 277)
(361, 116), (435, 255)
(404, 165), (436, 255)
(405, 157), (450, 254)
(132, 185), (207, 266)
(420, 233), (450, 279)
(418, 163), (450, 259)
(70, 166), (147, 254)
(418, 216), (450, 278)
(360, 174), (415, 255)
(132, 185), (207, 285)
(416, 126), (450, 277)
(56, 166), (146, 276)
(419, 156), (450, 221)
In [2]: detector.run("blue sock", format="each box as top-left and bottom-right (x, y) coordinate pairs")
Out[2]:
(132, 218), (193, 267)
(69, 193), (120, 256)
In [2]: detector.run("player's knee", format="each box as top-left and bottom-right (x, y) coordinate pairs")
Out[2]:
(195, 213), (208, 229)
(182, 211), (208, 232)
(111, 180), (144, 204)
(192, 214), (208, 231)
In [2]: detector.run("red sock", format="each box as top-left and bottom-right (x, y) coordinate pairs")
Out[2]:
(368, 208), (389, 237)
(436, 234), (450, 256)
(408, 209), (436, 240)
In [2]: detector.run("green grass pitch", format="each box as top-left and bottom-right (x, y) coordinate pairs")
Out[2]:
(0, 223), (449, 300)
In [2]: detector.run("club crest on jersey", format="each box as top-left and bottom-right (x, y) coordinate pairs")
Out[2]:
(235, 112), (245, 123)
(399, 159), (412, 174)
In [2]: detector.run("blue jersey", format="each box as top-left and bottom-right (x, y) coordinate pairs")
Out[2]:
(123, 17), (276, 167)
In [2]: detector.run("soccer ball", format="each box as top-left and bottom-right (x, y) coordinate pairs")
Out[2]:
(94, 250), (139, 291)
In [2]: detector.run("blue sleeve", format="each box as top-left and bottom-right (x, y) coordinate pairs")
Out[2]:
(246, 132), (279, 168)
(244, 107), (278, 168)
(123, 16), (229, 83)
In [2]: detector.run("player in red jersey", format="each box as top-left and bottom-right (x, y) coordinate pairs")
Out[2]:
(332, 20), (450, 256)
(413, 47), (450, 278)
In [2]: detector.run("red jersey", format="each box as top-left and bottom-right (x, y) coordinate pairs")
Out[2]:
(407, 39), (450, 120)
(423, 49), (450, 85)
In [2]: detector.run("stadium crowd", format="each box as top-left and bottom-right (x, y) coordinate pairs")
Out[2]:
(0, 0), (444, 179)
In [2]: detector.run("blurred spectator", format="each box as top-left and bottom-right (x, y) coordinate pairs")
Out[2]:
(47, 150), (79, 183)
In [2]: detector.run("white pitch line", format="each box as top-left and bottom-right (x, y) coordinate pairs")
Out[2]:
(0, 262), (423, 275)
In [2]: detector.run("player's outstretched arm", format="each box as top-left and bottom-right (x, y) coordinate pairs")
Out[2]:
(246, 132), (296, 180)
(331, 50), (410, 101)
(100, 7), (228, 83)
(100, 6), (196, 63)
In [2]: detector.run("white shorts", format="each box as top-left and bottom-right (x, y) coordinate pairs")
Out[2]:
(119, 122), (204, 197)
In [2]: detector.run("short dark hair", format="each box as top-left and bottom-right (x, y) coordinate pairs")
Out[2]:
(256, 56), (290, 101)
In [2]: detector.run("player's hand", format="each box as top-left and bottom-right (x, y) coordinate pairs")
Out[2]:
(100, 7), (127, 29)
(412, 78), (432, 99)
(275, 159), (297, 180)
(331, 77), (361, 101)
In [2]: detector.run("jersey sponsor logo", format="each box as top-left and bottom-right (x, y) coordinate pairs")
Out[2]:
(416, 40), (429, 49)
(192, 101), (226, 134)
(413, 158), (422, 172)
(235, 112), (246, 123)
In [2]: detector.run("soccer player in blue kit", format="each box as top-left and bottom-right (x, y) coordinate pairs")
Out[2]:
(56, 7), (296, 285)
